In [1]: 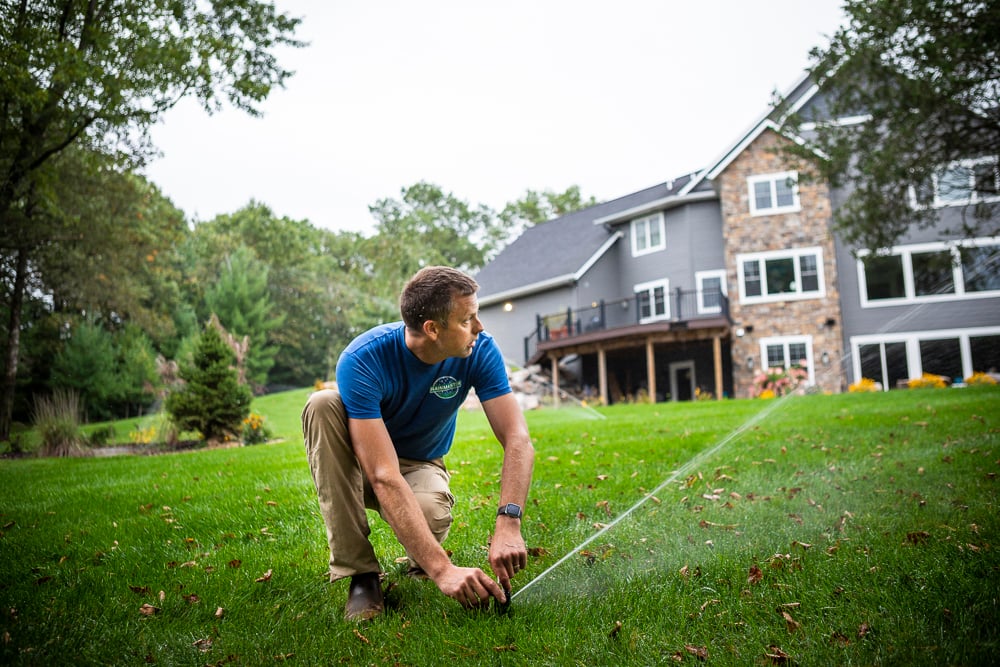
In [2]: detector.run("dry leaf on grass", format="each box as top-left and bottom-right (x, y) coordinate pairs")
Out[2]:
(255, 569), (273, 582)
(764, 645), (792, 664)
(684, 644), (708, 660)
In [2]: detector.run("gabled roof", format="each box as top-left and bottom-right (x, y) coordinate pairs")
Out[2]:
(476, 70), (831, 306)
(679, 72), (823, 196)
(476, 179), (705, 305)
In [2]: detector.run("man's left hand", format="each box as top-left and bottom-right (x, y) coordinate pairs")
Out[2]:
(489, 522), (527, 592)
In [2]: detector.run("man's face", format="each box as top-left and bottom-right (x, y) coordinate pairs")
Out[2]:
(438, 294), (484, 358)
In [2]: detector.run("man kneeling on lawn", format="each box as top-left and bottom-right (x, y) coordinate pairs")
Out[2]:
(302, 266), (535, 621)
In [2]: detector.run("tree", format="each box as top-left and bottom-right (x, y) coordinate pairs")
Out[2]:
(500, 185), (600, 239)
(49, 320), (117, 421)
(0, 0), (301, 439)
(368, 182), (508, 274)
(180, 202), (360, 388)
(166, 322), (251, 444)
(203, 246), (284, 390)
(784, 0), (1000, 252)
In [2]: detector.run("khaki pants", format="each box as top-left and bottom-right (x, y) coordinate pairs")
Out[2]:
(302, 389), (455, 581)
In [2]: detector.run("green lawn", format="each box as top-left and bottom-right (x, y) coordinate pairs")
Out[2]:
(1, 387), (998, 665)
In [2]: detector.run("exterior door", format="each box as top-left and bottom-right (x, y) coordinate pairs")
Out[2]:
(670, 361), (695, 401)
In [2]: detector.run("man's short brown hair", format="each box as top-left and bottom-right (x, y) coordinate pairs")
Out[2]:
(400, 266), (479, 330)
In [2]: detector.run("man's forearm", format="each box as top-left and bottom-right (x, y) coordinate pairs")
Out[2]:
(369, 475), (452, 577)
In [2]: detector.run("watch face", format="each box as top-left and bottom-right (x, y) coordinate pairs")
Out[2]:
(500, 503), (522, 518)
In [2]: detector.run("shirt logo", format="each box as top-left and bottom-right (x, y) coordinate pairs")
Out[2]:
(430, 376), (462, 400)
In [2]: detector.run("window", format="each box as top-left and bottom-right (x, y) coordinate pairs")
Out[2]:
(634, 279), (669, 323)
(910, 156), (1000, 208)
(960, 244), (1000, 293)
(858, 238), (1000, 306)
(748, 171), (800, 216)
(759, 335), (814, 385)
(696, 270), (727, 314)
(631, 212), (665, 257)
(737, 247), (824, 303)
(851, 327), (1000, 389)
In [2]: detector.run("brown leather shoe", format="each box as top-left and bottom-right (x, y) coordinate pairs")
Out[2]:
(344, 572), (383, 622)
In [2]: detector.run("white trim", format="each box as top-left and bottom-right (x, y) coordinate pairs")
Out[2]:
(758, 335), (815, 386)
(856, 237), (1000, 307)
(798, 114), (871, 132)
(737, 246), (826, 304)
(478, 232), (624, 307)
(630, 212), (666, 257)
(592, 190), (717, 226)
(748, 171), (801, 216)
(907, 155), (1000, 210)
(850, 326), (1000, 388)
(695, 269), (727, 314)
(634, 278), (670, 323)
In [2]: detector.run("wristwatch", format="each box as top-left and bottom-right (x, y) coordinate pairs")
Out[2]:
(497, 503), (523, 519)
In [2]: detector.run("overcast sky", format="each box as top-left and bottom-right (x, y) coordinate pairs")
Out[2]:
(144, 0), (847, 235)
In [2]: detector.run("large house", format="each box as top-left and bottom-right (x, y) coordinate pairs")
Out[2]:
(474, 73), (1000, 404)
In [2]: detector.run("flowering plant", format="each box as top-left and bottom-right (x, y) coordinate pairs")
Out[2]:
(241, 412), (272, 445)
(751, 363), (809, 398)
(964, 372), (998, 386)
(907, 373), (949, 389)
(848, 377), (881, 393)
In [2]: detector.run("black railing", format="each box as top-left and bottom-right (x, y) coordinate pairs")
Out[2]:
(523, 288), (729, 363)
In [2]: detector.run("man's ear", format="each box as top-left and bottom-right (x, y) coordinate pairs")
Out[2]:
(421, 319), (440, 339)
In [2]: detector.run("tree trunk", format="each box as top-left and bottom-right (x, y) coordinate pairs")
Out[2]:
(1, 246), (27, 441)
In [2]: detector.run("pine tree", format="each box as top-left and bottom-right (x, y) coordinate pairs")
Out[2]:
(166, 323), (252, 443)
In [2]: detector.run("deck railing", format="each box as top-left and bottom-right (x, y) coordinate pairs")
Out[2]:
(522, 288), (729, 364)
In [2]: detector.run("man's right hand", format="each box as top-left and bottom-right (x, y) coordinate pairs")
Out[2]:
(432, 564), (506, 608)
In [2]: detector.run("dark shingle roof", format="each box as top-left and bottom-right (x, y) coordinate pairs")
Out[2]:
(476, 178), (694, 300)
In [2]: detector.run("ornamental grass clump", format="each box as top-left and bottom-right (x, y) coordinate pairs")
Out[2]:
(32, 388), (87, 457)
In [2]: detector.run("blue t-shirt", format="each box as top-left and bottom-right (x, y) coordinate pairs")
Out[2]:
(335, 322), (512, 460)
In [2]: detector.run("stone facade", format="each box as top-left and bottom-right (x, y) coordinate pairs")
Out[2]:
(717, 129), (845, 397)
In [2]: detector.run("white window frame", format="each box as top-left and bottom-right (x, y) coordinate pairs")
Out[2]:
(748, 171), (801, 216)
(758, 335), (815, 386)
(850, 326), (1000, 388)
(630, 212), (666, 257)
(908, 156), (1000, 209)
(634, 278), (670, 323)
(695, 269), (727, 314)
(737, 246), (825, 304)
(856, 237), (1000, 307)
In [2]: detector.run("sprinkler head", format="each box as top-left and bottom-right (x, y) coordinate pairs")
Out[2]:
(493, 580), (512, 614)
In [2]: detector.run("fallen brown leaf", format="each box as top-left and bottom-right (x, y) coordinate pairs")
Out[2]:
(748, 565), (763, 585)
(608, 620), (622, 639)
(255, 569), (273, 582)
(684, 644), (708, 660)
(782, 610), (801, 633)
(764, 645), (791, 664)
(139, 603), (159, 616)
(352, 628), (370, 644)
(493, 644), (517, 652)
